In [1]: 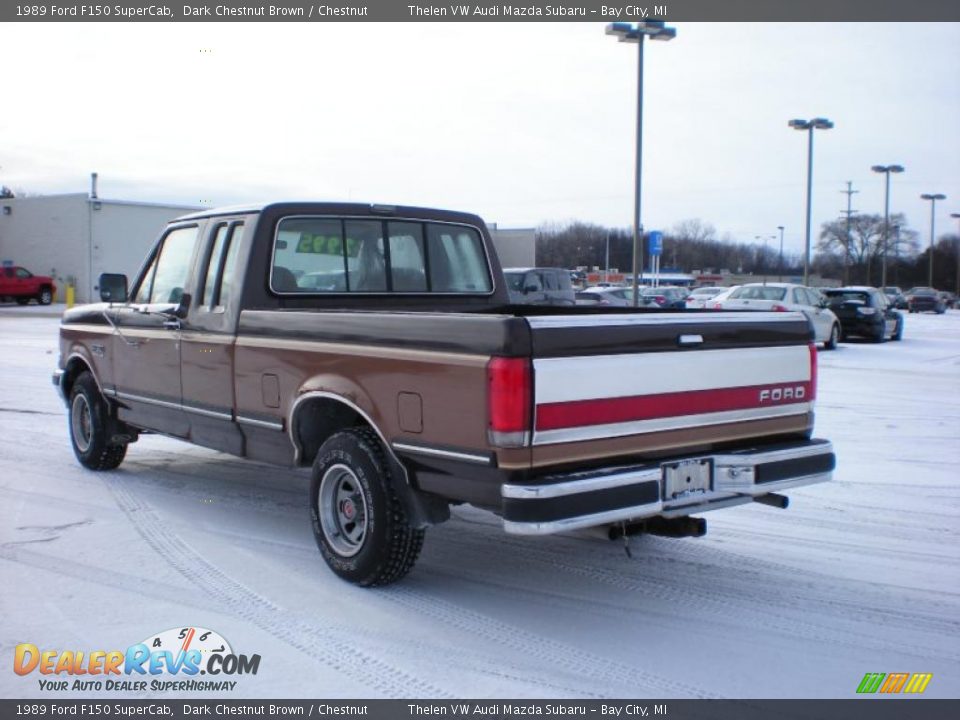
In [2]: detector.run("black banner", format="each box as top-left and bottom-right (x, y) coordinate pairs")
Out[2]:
(3, 0), (959, 22)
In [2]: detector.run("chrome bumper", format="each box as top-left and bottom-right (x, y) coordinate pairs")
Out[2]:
(501, 439), (834, 535)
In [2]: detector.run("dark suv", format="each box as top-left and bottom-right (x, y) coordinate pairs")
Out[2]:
(823, 287), (903, 343)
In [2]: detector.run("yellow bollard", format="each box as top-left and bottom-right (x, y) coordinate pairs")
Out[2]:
(66, 285), (75, 309)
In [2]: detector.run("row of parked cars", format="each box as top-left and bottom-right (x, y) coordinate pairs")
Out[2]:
(504, 268), (956, 349)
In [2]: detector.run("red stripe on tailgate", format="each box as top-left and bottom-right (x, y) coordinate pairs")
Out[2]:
(536, 383), (811, 431)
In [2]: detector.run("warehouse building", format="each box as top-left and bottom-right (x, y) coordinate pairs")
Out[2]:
(0, 187), (199, 303)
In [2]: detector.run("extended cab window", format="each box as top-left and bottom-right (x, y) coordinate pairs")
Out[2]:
(134, 226), (199, 304)
(271, 217), (491, 294)
(200, 222), (244, 307)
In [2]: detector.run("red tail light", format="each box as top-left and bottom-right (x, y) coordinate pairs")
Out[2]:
(488, 357), (531, 447)
(771, 304), (789, 312)
(808, 342), (818, 401)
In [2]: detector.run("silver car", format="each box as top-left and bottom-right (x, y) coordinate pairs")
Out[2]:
(715, 282), (841, 350)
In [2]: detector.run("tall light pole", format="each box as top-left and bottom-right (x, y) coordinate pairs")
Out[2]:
(789, 117), (833, 286)
(606, 21), (676, 306)
(871, 165), (904, 288)
(777, 225), (785, 281)
(921, 193), (946, 287)
(951, 212), (960, 296)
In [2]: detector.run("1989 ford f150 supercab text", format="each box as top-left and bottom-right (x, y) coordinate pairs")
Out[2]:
(54, 202), (835, 585)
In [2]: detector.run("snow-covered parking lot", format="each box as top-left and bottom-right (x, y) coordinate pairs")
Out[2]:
(1, 311), (958, 700)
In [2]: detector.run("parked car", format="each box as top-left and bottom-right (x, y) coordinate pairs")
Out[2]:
(684, 286), (726, 309)
(706, 285), (742, 309)
(904, 287), (946, 314)
(939, 291), (958, 309)
(882, 286), (908, 310)
(822, 287), (903, 343)
(714, 282), (841, 350)
(0, 265), (57, 305)
(639, 285), (688, 309)
(504, 267), (576, 306)
(576, 287), (634, 306)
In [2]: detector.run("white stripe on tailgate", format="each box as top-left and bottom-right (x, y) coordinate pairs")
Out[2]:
(526, 311), (805, 329)
(535, 345), (810, 404)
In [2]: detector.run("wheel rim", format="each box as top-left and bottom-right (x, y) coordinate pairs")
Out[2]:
(71, 393), (93, 453)
(41, 290), (52, 303)
(318, 464), (368, 557)
(831, 326), (838, 345)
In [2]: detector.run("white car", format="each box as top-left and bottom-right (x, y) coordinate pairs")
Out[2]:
(684, 286), (727, 309)
(714, 282), (841, 350)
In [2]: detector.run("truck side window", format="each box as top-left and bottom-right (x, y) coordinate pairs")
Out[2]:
(218, 224), (243, 307)
(146, 226), (199, 305)
(200, 222), (244, 307)
(201, 225), (230, 306)
(273, 218), (346, 292)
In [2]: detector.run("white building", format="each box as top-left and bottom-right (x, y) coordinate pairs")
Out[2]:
(0, 193), (199, 303)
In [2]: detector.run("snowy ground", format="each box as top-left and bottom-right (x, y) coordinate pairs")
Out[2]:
(1, 311), (958, 700)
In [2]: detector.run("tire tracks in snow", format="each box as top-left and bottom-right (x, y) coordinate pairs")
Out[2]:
(102, 477), (449, 698)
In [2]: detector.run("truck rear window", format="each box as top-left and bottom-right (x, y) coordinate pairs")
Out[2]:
(271, 217), (492, 294)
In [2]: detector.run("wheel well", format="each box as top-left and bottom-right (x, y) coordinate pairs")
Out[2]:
(293, 397), (368, 466)
(62, 356), (95, 400)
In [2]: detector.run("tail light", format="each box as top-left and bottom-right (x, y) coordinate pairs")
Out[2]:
(771, 304), (789, 312)
(808, 342), (818, 401)
(487, 357), (531, 447)
(711, 302), (723, 309)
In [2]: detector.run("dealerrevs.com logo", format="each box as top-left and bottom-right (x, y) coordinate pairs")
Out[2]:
(14, 627), (261, 692)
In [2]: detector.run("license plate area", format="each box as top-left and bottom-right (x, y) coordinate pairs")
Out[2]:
(662, 458), (713, 501)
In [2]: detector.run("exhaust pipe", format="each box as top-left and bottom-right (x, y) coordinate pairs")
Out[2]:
(608, 516), (707, 540)
(753, 493), (789, 509)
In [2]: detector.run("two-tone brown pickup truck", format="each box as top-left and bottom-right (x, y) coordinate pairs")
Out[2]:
(54, 202), (835, 586)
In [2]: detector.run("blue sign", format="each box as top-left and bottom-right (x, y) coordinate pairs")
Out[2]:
(647, 231), (663, 257)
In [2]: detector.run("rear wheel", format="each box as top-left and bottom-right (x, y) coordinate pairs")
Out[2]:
(310, 427), (424, 586)
(892, 319), (903, 341)
(69, 372), (127, 470)
(824, 324), (839, 350)
(15, 297), (30, 305)
(872, 322), (886, 344)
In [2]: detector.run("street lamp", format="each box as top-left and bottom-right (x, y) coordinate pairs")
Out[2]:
(951, 213), (960, 296)
(921, 193), (946, 287)
(607, 20), (677, 306)
(776, 225), (785, 282)
(789, 117), (833, 286)
(871, 165), (904, 288)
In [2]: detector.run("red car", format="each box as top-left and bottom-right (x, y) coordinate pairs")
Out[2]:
(0, 266), (56, 305)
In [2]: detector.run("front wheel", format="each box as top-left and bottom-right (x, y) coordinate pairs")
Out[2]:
(310, 428), (424, 586)
(38, 287), (53, 305)
(69, 371), (127, 470)
(824, 324), (840, 350)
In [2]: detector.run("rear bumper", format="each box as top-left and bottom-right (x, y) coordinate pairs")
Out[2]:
(501, 438), (834, 535)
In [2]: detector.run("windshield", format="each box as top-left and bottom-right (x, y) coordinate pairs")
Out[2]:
(729, 286), (787, 301)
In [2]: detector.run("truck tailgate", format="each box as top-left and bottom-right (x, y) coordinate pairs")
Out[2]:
(525, 311), (815, 466)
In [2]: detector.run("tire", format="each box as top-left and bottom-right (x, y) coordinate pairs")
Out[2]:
(310, 427), (424, 586)
(68, 371), (127, 470)
(872, 322), (886, 344)
(892, 319), (903, 341)
(15, 297), (30, 305)
(38, 287), (53, 305)
(824, 324), (839, 350)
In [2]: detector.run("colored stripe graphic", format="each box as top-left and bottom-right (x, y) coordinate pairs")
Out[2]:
(536, 382), (811, 431)
(857, 673), (885, 694)
(904, 673), (933, 694)
(880, 672), (909, 693)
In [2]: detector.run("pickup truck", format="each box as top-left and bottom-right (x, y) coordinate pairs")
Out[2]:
(1, 265), (56, 305)
(54, 202), (835, 586)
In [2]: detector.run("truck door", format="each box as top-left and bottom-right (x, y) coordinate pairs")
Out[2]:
(111, 224), (202, 437)
(179, 219), (246, 455)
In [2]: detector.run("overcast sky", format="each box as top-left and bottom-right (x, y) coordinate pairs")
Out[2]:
(3, 22), (958, 256)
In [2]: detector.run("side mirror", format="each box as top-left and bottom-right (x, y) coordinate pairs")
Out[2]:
(99, 273), (128, 303)
(173, 293), (191, 319)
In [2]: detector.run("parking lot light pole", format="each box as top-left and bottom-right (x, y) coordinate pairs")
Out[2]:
(951, 212), (960, 296)
(606, 20), (676, 307)
(789, 118), (833, 286)
(872, 165), (904, 289)
(777, 226), (785, 282)
(921, 193), (946, 287)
